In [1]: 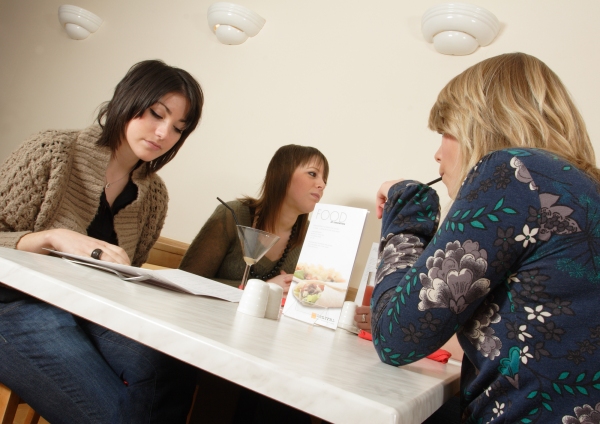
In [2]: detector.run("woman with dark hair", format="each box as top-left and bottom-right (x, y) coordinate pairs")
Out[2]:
(0, 59), (203, 423)
(181, 144), (328, 424)
(372, 53), (600, 423)
(180, 144), (329, 292)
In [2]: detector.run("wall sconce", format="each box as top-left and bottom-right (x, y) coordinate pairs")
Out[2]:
(58, 5), (103, 40)
(421, 3), (500, 55)
(207, 2), (265, 45)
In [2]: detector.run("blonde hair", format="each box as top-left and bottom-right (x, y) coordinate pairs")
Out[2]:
(428, 52), (600, 193)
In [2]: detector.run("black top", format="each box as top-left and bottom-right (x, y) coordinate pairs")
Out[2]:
(0, 180), (138, 302)
(86, 179), (138, 244)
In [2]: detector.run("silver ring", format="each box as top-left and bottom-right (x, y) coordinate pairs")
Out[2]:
(361, 314), (367, 323)
(91, 248), (103, 260)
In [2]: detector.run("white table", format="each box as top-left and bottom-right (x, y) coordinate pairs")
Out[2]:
(0, 247), (461, 423)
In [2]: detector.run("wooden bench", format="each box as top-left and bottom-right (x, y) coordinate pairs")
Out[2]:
(0, 383), (40, 424)
(143, 236), (189, 270)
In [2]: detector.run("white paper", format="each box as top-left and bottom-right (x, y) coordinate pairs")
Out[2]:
(45, 250), (243, 302)
(282, 204), (368, 329)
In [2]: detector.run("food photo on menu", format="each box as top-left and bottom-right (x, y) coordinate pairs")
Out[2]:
(292, 263), (347, 308)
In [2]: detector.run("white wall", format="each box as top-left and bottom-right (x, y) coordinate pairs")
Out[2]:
(2, 0), (600, 289)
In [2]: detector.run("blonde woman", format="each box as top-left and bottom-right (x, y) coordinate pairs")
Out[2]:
(373, 53), (600, 423)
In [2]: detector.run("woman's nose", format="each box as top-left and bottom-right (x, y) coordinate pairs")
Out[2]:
(155, 122), (168, 139)
(434, 146), (442, 163)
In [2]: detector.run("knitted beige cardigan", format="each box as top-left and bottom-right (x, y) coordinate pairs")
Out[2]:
(0, 125), (168, 266)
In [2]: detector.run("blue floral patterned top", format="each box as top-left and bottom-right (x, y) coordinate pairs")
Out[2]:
(372, 148), (600, 423)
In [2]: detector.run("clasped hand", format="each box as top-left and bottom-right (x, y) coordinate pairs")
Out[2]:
(267, 270), (293, 294)
(376, 179), (404, 219)
(354, 305), (372, 333)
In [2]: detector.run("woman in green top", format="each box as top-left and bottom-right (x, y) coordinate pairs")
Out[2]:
(180, 144), (329, 292)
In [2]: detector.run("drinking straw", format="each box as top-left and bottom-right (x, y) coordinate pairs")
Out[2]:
(217, 197), (241, 226)
(426, 177), (442, 186)
(217, 197), (251, 257)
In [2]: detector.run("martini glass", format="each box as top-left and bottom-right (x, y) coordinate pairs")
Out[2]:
(237, 226), (280, 289)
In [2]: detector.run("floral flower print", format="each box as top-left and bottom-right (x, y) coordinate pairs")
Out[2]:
(527, 205), (546, 226)
(479, 179), (492, 192)
(418, 240), (490, 313)
(536, 321), (565, 342)
(484, 385), (493, 397)
(494, 227), (516, 251)
(466, 189), (480, 202)
(577, 340), (596, 355)
(521, 269), (549, 283)
(519, 346), (533, 364)
(464, 301), (502, 359)
(376, 233), (423, 284)
(532, 193), (581, 241)
(418, 311), (441, 331)
(518, 279), (549, 302)
(524, 305), (552, 322)
(498, 346), (521, 388)
(510, 157), (538, 190)
(566, 350), (586, 365)
(547, 298), (574, 316)
(505, 321), (532, 342)
(492, 162), (511, 190)
(519, 268), (550, 291)
(466, 167), (480, 185)
(401, 323), (423, 343)
(491, 250), (512, 274)
(477, 326), (502, 360)
(492, 400), (505, 417)
(532, 341), (550, 361)
(515, 224), (538, 247)
(562, 402), (600, 424)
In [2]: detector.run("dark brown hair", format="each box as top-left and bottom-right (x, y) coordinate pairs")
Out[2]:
(96, 59), (204, 175)
(240, 144), (329, 248)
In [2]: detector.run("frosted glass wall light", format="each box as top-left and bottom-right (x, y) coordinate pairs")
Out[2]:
(207, 2), (265, 45)
(58, 5), (103, 40)
(422, 3), (500, 55)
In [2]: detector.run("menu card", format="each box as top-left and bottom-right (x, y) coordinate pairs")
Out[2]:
(282, 203), (368, 329)
(44, 250), (243, 302)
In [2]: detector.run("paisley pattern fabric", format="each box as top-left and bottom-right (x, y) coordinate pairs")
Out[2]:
(371, 148), (600, 423)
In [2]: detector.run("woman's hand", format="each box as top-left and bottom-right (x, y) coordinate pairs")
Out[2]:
(376, 179), (404, 219)
(354, 305), (372, 333)
(267, 270), (293, 294)
(16, 229), (131, 265)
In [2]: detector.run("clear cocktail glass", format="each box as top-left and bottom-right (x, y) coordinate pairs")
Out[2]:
(236, 226), (280, 289)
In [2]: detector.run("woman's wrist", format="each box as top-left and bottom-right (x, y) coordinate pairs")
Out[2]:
(16, 230), (54, 254)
